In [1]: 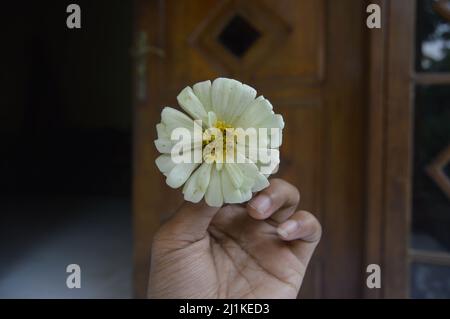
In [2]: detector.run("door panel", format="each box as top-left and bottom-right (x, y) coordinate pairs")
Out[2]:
(133, 0), (366, 298)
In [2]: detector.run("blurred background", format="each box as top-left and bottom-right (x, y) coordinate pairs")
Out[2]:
(0, 1), (133, 298)
(0, 0), (449, 299)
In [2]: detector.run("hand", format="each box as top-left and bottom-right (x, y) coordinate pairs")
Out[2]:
(148, 178), (322, 299)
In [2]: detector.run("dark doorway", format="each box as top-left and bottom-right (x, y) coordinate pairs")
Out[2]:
(0, 1), (133, 298)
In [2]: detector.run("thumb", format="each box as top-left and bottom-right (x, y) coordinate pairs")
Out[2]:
(158, 200), (221, 242)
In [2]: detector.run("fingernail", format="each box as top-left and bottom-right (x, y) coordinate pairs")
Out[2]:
(249, 194), (271, 214)
(277, 220), (299, 238)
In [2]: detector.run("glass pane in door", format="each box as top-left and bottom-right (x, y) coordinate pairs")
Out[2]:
(412, 85), (450, 253)
(416, 0), (450, 72)
(411, 263), (450, 298)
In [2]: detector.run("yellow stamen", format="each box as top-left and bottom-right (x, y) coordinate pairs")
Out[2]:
(202, 120), (236, 162)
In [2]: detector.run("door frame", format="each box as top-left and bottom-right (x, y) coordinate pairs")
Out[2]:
(365, 0), (415, 298)
(132, 0), (165, 299)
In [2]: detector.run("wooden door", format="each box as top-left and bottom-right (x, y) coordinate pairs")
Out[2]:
(366, 0), (450, 298)
(133, 0), (366, 298)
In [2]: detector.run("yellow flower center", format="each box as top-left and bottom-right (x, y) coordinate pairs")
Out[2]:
(202, 120), (235, 163)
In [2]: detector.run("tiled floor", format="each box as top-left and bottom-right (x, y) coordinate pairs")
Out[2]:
(0, 197), (132, 298)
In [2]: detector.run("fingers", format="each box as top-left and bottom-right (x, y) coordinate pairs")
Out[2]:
(247, 178), (300, 223)
(277, 210), (322, 242)
(276, 210), (322, 265)
(157, 200), (221, 243)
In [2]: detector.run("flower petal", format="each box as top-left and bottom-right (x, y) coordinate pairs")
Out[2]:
(240, 188), (252, 202)
(211, 78), (240, 122)
(224, 163), (244, 189)
(234, 97), (273, 128)
(252, 172), (270, 192)
(207, 111), (217, 128)
(193, 80), (213, 112)
(155, 154), (176, 175)
(259, 113), (285, 129)
(211, 78), (257, 124)
(234, 158), (269, 192)
(196, 162), (212, 191)
(156, 123), (169, 140)
(257, 149), (280, 175)
(166, 162), (199, 189)
(154, 139), (173, 154)
(182, 162), (212, 203)
(161, 107), (195, 132)
(227, 83), (257, 125)
(269, 127), (283, 148)
(221, 168), (243, 204)
(177, 86), (208, 122)
(205, 166), (223, 207)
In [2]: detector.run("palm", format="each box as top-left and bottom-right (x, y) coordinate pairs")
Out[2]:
(208, 205), (305, 298)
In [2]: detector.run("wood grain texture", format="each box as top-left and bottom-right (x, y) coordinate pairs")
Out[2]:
(189, 0), (292, 79)
(320, 0), (366, 298)
(410, 249), (450, 267)
(365, 0), (386, 299)
(414, 73), (450, 85)
(382, 0), (415, 299)
(132, 0), (166, 298)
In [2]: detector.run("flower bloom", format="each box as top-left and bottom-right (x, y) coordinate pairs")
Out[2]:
(154, 78), (284, 207)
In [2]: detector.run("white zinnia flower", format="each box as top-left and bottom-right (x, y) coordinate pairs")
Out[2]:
(154, 77), (284, 207)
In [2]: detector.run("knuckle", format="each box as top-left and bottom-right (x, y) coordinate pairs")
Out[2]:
(269, 178), (300, 203)
(269, 178), (289, 190)
(309, 216), (322, 242)
(285, 183), (300, 206)
(299, 210), (322, 242)
(293, 186), (301, 203)
(269, 177), (284, 185)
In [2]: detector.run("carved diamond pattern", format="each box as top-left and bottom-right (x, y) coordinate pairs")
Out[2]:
(189, 0), (291, 75)
(218, 15), (261, 58)
(426, 144), (450, 199)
